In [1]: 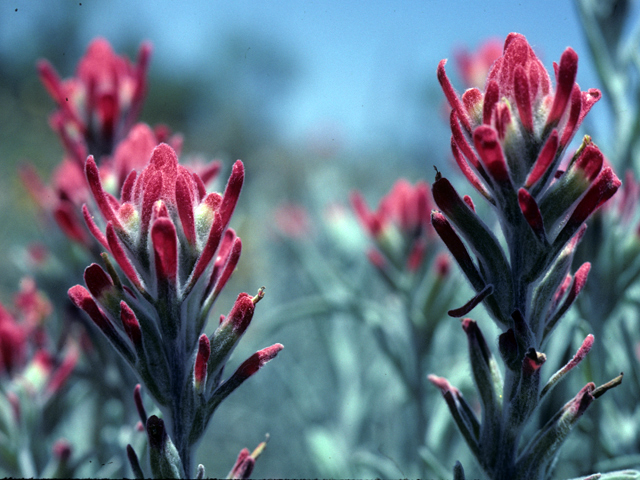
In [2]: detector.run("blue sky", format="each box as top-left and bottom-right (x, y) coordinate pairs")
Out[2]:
(1, 1), (616, 151)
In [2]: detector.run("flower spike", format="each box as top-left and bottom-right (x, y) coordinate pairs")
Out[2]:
(34, 38), (281, 479)
(431, 32), (623, 480)
(352, 179), (436, 275)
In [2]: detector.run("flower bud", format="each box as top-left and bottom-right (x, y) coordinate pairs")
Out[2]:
(194, 334), (210, 392)
(120, 302), (142, 347)
(146, 415), (183, 479)
(228, 448), (254, 480)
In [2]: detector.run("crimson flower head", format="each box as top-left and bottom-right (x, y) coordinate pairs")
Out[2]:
(0, 280), (77, 402)
(432, 33), (621, 328)
(81, 142), (242, 303)
(351, 179), (434, 273)
(38, 38), (152, 166)
(25, 40), (182, 250)
(438, 32), (611, 200)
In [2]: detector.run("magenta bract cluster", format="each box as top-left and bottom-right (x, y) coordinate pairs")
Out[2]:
(0, 279), (77, 400)
(82, 142), (242, 300)
(434, 33), (620, 328)
(69, 142), (282, 408)
(38, 38), (151, 165)
(439, 33), (612, 207)
(351, 179), (436, 273)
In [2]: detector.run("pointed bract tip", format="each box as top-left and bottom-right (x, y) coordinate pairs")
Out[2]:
(438, 58), (471, 131)
(133, 383), (147, 425)
(563, 333), (595, 373)
(592, 373), (623, 399)
(547, 47), (579, 128)
(427, 374), (459, 396)
(223, 292), (257, 336)
(236, 343), (283, 379)
(460, 318), (477, 335)
(252, 287), (265, 304)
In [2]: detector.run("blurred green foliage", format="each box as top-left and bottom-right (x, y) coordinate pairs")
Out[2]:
(2, 2), (638, 479)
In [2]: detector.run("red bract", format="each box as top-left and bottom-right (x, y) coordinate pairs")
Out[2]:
(38, 38), (152, 166)
(227, 438), (269, 480)
(194, 334), (210, 390)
